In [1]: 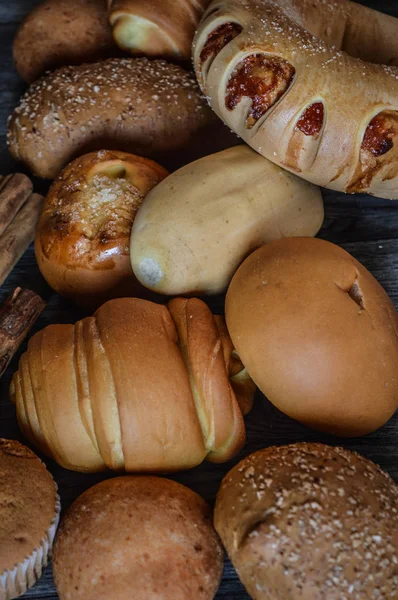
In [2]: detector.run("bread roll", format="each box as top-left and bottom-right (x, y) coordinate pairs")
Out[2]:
(226, 237), (398, 436)
(53, 476), (223, 600)
(7, 58), (216, 179)
(215, 443), (398, 599)
(108, 0), (210, 61)
(131, 146), (324, 295)
(35, 150), (168, 307)
(193, 0), (398, 198)
(10, 297), (254, 472)
(13, 0), (115, 83)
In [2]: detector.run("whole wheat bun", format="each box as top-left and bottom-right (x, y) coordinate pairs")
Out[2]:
(35, 150), (168, 307)
(10, 297), (254, 472)
(215, 442), (398, 599)
(7, 57), (218, 179)
(226, 237), (398, 436)
(53, 476), (223, 600)
(13, 0), (116, 84)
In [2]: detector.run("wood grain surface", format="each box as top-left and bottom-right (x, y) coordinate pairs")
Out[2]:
(1, 1), (398, 598)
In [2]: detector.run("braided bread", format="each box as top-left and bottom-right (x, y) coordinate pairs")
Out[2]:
(194, 0), (398, 199)
(10, 297), (254, 473)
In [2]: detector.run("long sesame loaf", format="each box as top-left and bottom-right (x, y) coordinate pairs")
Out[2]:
(215, 442), (398, 599)
(7, 57), (216, 179)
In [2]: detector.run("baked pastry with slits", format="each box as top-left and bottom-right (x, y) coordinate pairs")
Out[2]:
(194, 0), (398, 199)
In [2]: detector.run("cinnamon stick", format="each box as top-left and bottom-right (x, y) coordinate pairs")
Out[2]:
(0, 287), (45, 378)
(0, 193), (44, 287)
(0, 173), (33, 237)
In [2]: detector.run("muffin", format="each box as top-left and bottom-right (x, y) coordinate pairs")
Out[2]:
(0, 439), (60, 600)
(53, 476), (224, 600)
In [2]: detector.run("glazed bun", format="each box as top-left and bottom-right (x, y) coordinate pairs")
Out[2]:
(53, 476), (224, 600)
(13, 0), (115, 83)
(226, 237), (398, 436)
(215, 443), (398, 600)
(7, 58), (217, 179)
(35, 150), (168, 307)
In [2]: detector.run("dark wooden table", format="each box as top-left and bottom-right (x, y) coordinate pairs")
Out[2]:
(1, 1), (398, 598)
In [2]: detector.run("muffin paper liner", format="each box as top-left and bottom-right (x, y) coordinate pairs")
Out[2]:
(0, 492), (61, 600)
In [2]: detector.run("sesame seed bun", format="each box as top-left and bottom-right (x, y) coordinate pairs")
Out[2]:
(8, 57), (217, 179)
(215, 442), (398, 599)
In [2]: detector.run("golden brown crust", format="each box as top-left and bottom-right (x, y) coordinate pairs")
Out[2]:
(225, 237), (398, 436)
(7, 58), (215, 179)
(13, 0), (116, 83)
(11, 297), (251, 472)
(35, 150), (168, 306)
(194, 0), (398, 198)
(0, 438), (57, 573)
(54, 476), (223, 600)
(108, 0), (210, 60)
(168, 297), (249, 462)
(215, 443), (398, 599)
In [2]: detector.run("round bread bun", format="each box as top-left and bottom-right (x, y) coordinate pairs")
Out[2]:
(0, 438), (60, 600)
(215, 442), (398, 599)
(34, 150), (168, 307)
(193, 0), (398, 199)
(226, 237), (398, 436)
(7, 57), (217, 180)
(53, 476), (224, 600)
(13, 0), (116, 84)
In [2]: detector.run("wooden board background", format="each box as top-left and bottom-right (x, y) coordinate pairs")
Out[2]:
(1, 1), (398, 598)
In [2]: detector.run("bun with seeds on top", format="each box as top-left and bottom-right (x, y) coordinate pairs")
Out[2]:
(215, 442), (398, 599)
(7, 57), (219, 179)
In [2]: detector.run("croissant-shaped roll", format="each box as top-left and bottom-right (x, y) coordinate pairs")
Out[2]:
(108, 0), (211, 61)
(10, 297), (255, 473)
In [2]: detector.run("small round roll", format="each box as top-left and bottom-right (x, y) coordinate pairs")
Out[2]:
(13, 0), (116, 83)
(35, 150), (168, 307)
(7, 57), (216, 179)
(226, 237), (398, 436)
(215, 443), (398, 599)
(53, 476), (224, 600)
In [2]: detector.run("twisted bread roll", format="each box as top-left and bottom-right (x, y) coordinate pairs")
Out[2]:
(194, 0), (398, 199)
(7, 58), (215, 179)
(10, 297), (254, 473)
(35, 150), (168, 307)
(13, 0), (115, 83)
(108, 0), (210, 60)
